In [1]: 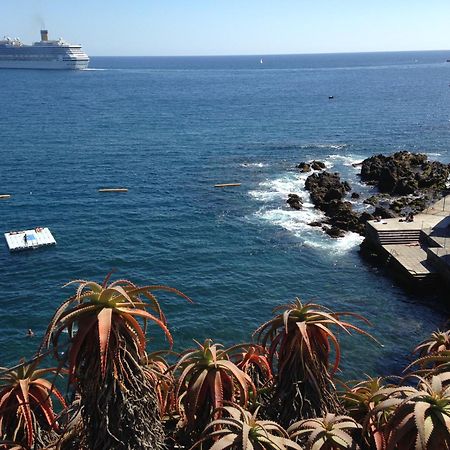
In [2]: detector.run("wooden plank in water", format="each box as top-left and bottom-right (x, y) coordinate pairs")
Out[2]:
(98, 188), (128, 193)
(214, 183), (241, 188)
(4, 227), (56, 252)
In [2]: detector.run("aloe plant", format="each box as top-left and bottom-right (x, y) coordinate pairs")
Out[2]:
(232, 345), (273, 387)
(0, 358), (65, 449)
(406, 350), (450, 379)
(174, 339), (256, 439)
(254, 298), (375, 424)
(288, 413), (361, 450)
(232, 344), (273, 410)
(372, 373), (450, 450)
(413, 330), (450, 357)
(340, 377), (399, 450)
(192, 403), (302, 450)
(142, 351), (175, 418)
(42, 275), (190, 450)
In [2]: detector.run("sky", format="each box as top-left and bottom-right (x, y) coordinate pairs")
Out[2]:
(1, 0), (450, 56)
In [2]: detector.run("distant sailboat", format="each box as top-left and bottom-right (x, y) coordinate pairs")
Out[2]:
(260, 58), (264, 64)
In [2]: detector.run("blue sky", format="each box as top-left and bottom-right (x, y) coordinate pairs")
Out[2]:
(2, 0), (450, 56)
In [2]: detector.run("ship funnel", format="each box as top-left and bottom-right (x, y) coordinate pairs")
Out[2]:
(40, 30), (48, 41)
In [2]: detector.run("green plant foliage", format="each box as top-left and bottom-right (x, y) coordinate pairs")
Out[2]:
(340, 377), (400, 450)
(41, 275), (191, 450)
(288, 413), (361, 450)
(4, 272), (450, 450)
(414, 330), (450, 357)
(142, 351), (175, 418)
(174, 339), (256, 434)
(231, 345), (273, 410)
(0, 358), (65, 449)
(407, 350), (450, 378)
(372, 373), (450, 450)
(192, 403), (302, 450)
(254, 298), (376, 423)
(232, 345), (272, 385)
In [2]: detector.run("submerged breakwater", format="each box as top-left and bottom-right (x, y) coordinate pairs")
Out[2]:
(0, 52), (449, 378)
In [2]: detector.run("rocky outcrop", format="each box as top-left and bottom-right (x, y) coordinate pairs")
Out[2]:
(305, 172), (351, 206)
(311, 160), (326, 170)
(287, 151), (449, 239)
(304, 171), (364, 236)
(296, 160), (326, 173)
(286, 194), (303, 210)
(361, 151), (449, 196)
(360, 151), (449, 216)
(296, 162), (311, 173)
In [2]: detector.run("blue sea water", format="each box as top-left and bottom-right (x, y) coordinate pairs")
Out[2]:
(1, 51), (450, 379)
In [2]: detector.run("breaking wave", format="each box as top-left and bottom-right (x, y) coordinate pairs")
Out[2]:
(248, 166), (365, 253)
(239, 162), (269, 168)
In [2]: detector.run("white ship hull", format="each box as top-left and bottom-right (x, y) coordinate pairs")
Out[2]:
(0, 59), (89, 70)
(0, 30), (89, 70)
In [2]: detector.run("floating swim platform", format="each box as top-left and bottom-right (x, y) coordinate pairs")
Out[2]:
(0, 194), (11, 199)
(4, 227), (56, 252)
(214, 183), (241, 188)
(98, 188), (128, 193)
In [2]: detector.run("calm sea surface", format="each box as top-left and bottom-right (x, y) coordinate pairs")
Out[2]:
(1, 52), (449, 378)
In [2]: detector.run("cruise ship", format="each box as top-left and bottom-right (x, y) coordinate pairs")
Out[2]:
(0, 30), (89, 70)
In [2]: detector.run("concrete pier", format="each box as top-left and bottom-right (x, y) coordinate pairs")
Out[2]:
(364, 194), (450, 287)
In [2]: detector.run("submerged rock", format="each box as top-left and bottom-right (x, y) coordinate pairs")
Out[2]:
(308, 221), (323, 227)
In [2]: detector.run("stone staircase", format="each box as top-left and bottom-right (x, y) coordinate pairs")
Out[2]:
(376, 229), (422, 245)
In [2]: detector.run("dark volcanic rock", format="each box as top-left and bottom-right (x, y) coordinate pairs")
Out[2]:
(311, 160), (326, 170)
(305, 172), (351, 208)
(305, 171), (362, 237)
(359, 212), (375, 223)
(327, 202), (365, 234)
(374, 206), (395, 219)
(325, 226), (346, 238)
(361, 151), (449, 196)
(288, 151), (449, 239)
(297, 160), (326, 172)
(390, 196), (428, 215)
(308, 221), (323, 227)
(286, 193), (303, 210)
(297, 162), (311, 173)
(359, 151), (449, 218)
(364, 195), (381, 206)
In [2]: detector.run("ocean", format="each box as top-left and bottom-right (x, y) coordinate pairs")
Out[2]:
(1, 51), (449, 378)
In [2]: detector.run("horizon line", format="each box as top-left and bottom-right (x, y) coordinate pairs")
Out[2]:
(89, 48), (450, 58)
